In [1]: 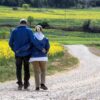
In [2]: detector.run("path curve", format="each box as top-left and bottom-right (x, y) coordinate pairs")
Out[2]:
(0, 45), (100, 100)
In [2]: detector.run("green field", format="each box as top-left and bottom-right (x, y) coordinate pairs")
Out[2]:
(44, 29), (100, 45)
(0, 6), (100, 27)
(0, 6), (100, 82)
(0, 27), (100, 45)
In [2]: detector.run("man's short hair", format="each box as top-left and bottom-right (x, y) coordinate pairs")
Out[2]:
(20, 19), (27, 24)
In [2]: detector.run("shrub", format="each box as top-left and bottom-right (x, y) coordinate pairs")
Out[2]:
(0, 31), (9, 39)
(83, 20), (91, 32)
(12, 7), (18, 10)
(38, 21), (49, 28)
(22, 4), (29, 10)
(27, 16), (34, 26)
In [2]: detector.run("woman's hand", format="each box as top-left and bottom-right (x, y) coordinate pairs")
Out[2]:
(42, 48), (46, 53)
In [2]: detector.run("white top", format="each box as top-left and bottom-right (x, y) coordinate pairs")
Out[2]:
(29, 57), (48, 62)
(29, 32), (48, 62)
(34, 32), (45, 40)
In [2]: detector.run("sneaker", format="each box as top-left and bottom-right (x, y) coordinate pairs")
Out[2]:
(35, 87), (40, 91)
(24, 82), (30, 89)
(41, 84), (48, 90)
(18, 84), (23, 90)
(16, 82), (23, 90)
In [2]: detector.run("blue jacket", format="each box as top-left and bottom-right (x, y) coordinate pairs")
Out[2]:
(31, 36), (50, 58)
(9, 26), (44, 57)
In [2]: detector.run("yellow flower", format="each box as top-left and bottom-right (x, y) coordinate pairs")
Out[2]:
(0, 40), (14, 59)
(48, 42), (63, 56)
(0, 40), (63, 59)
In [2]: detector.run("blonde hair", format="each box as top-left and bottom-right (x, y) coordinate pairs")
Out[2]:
(35, 25), (43, 32)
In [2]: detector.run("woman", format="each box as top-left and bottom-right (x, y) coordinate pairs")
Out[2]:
(29, 25), (50, 91)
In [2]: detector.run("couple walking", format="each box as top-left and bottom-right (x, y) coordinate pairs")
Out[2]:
(9, 19), (50, 91)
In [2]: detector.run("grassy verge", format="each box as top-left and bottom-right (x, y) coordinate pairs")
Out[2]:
(47, 49), (79, 75)
(0, 49), (78, 82)
(0, 58), (16, 82)
(88, 44), (100, 56)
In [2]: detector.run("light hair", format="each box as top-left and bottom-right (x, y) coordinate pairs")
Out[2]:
(35, 25), (43, 32)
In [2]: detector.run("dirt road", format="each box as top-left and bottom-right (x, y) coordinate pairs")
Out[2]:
(0, 45), (100, 100)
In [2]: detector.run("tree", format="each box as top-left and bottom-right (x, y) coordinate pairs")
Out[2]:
(17, 0), (24, 6)
(22, 4), (30, 10)
(27, 16), (34, 26)
(0, 0), (99, 8)
(8, 0), (17, 6)
(0, 0), (6, 5)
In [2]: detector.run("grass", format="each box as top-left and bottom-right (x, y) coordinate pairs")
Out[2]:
(0, 6), (100, 82)
(0, 6), (100, 27)
(0, 49), (78, 82)
(0, 26), (100, 49)
(0, 40), (64, 82)
(44, 29), (100, 45)
(47, 49), (79, 75)
(0, 27), (100, 45)
(1, 28), (99, 82)
(0, 58), (16, 82)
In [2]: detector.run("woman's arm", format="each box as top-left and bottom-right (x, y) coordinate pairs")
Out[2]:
(45, 38), (50, 54)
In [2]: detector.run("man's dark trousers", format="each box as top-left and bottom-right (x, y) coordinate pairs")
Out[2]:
(15, 55), (30, 85)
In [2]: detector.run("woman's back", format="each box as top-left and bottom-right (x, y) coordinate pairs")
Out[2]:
(31, 32), (50, 58)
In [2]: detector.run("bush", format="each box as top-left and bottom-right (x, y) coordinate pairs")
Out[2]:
(83, 20), (91, 32)
(27, 16), (34, 26)
(76, 4), (83, 9)
(0, 31), (9, 39)
(22, 4), (29, 10)
(38, 21), (49, 28)
(12, 7), (18, 10)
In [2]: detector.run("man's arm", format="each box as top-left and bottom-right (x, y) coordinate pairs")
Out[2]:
(29, 30), (46, 53)
(9, 30), (14, 51)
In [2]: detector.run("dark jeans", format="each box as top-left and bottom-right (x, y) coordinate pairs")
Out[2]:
(15, 55), (30, 85)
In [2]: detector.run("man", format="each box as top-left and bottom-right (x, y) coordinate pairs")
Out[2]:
(9, 19), (45, 90)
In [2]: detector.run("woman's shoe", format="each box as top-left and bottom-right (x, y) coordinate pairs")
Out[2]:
(41, 84), (48, 90)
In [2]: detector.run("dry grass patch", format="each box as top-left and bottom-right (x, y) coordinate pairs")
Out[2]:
(88, 46), (100, 56)
(47, 49), (79, 75)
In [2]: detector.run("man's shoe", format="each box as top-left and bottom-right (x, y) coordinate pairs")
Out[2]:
(18, 84), (23, 90)
(35, 87), (40, 91)
(24, 82), (30, 89)
(41, 84), (48, 90)
(16, 82), (23, 90)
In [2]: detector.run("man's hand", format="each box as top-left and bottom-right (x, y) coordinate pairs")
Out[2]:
(16, 50), (19, 53)
(42, 48), (46, 53)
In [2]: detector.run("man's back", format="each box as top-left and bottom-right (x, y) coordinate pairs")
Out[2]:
(9, 26), (32, 57)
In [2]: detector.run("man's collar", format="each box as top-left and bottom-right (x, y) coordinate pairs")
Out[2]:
(18, 25), (27, 28)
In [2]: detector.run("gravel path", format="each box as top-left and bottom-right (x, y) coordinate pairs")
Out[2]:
(0, 45), (100, 100)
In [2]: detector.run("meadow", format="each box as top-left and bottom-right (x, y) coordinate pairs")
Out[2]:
(0, 40), (66, 81)
(44, 29), (100, 45)
(0, 6), (100, 82)
(0, 27), (100, 45)
(0, 6), (100, 27)
(0, 40), (78, 82)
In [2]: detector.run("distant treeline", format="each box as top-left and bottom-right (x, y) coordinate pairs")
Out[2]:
(0, 0), (100, 8)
